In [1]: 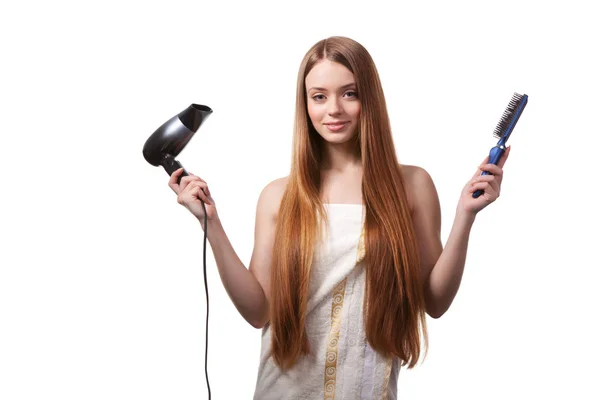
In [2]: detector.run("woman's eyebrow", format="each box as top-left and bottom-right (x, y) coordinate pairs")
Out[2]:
(308, 83), (356, 92)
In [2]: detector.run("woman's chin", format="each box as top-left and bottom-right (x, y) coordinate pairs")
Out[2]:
(318, 129), (358, 144)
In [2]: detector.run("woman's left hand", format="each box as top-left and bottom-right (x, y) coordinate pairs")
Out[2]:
(458, 145), (511, 216)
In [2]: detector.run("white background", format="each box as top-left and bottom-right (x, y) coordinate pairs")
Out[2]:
(1, 0), (599, 399)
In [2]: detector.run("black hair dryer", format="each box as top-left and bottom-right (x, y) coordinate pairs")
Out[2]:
(143, 104), (213, 184)
(143, 103), (215, 399)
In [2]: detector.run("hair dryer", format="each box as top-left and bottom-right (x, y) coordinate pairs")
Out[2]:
(142, 103), (213, 183)
(142, 103), (214, 399)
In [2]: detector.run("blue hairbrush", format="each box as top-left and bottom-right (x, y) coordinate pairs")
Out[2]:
(473, 92), (528, 198)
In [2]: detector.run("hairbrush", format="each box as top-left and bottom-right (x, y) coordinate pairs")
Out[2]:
(473, 92), (528, 198)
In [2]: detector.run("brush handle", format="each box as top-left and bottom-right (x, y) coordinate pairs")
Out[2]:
(473, 145), (505, 198)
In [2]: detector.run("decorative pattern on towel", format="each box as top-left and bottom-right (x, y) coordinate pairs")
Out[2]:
(356, 226), (366, 263)
(324, 278), (347, 400)
(355, 225), (395, 400)
(381, 357), (393, 400)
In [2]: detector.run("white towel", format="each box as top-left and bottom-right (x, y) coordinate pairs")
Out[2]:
(253, 204), (399, 400)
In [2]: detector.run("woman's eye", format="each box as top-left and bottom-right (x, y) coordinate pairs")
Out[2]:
(345, 91), (357, 98)
(313, 94), (325, 101)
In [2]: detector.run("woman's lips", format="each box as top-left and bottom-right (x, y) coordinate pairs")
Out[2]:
(324, 122), (349, 132)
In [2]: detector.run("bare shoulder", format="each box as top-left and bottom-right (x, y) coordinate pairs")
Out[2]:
(400, 163), (433, 183)
(257, 176), (289, 218)
(399, 164), (437, 212)
(249, 176), (289, 312)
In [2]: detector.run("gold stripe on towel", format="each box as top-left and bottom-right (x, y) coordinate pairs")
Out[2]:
(381, 357), (393, 400)
(324, 278), (347, 400)
(356, 227), (366, 263)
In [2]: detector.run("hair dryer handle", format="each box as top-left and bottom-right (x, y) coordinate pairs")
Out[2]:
(160, 154), (189, 185)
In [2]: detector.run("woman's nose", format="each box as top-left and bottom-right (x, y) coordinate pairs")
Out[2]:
(327, 98), (342, 115)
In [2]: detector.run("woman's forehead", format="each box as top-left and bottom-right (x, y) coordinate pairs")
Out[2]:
(305, 60), (355, 90)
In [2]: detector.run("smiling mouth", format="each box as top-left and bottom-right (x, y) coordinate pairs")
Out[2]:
(324, 122), (349, 131)
(324, 121), (349, 125)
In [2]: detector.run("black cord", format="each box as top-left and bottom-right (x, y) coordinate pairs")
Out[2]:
(201, 201), (211, 400)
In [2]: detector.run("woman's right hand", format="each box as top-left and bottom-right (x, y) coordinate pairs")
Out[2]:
(168, 168), (218, 223)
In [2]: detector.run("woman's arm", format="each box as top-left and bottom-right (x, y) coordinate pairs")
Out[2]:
(405, 148), (510, 318)
(205, 177), (287, 328)
(409, 169), (474, 318)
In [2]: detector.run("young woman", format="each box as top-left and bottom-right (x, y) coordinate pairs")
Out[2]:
(169, 36), (510, 399)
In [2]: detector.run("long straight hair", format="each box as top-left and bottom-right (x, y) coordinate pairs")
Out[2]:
(269, 36), (428, 371)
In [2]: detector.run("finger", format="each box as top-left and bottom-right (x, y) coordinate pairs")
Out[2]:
(497, 145), (511, 169)
(488, 179), (500, 195)
(179, 175), (203, 192)
(190, 177), (210, 195)
(185, 181), (212, 199)
(472, 166), (485, 179)
(469, 182), (499, 199)
(470, 154), (490, 178)
(190, 185), (212, 205)
(479, 163), (504, 178)
(168, 168), (185, 193)
(178, 182), (211, 205)
(471, 175), (495, 184)
(170, 167), (184, 179)
(475, 175), (500, 192)
(469, 181), (491, 193)
(188, 172), (206, 184)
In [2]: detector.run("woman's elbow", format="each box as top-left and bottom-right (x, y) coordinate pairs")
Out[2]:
(427, 309), (445, 319)
(250, 318), (269, 329)
(426, 302), (447, 319)
(249, 310), (270, 329)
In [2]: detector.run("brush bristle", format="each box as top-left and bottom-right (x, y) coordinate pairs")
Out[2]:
(493, 92), (527, 139)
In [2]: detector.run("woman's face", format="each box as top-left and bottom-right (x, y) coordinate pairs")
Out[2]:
(305, 60), (361, 145)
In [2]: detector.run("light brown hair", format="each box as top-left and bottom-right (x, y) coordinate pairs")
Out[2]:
(270, 36), (427, 370)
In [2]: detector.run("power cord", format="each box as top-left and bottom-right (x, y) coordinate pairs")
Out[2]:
(201, 201), (211, 399)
